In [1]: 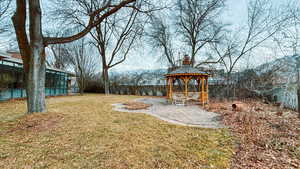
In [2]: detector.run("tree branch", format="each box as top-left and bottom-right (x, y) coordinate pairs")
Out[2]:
(44, 0), (136, 45)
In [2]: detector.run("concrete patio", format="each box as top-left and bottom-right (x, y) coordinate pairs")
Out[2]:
(112, 98), (224, 128)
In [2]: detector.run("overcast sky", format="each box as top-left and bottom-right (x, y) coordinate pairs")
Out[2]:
(111, 0), (293, 72)
(110, 0), (248, 72)
(0, 0), (296, 73)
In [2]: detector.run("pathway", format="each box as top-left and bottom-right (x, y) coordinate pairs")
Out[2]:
(112, 98), (224, 128)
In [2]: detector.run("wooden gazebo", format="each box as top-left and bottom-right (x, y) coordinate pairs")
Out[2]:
(165, 55), (209, 105)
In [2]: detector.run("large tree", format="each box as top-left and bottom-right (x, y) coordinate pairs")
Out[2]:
(147, 0), (225, 68)
(273, 0), (300, 56)
(176, 0), (225, 66)
(147, 16), (176, 67)
(47, 44), (70, 70)
(209, 0), (289, 97)
(47, 38), (97, 95)
(12, 0), (137, 113)
(54, 0), (155, 95)
(0, 0), (11, 34)
(90, 8), (143, 94)
(68, 39), (97, 95)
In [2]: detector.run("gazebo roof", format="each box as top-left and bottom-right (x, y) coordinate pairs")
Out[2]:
(165, 65), (209, 77)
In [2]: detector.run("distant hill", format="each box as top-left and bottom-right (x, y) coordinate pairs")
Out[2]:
(111, 68), (167, 76)
(110, 68), (168, 86)
(254, 54), (300, 84)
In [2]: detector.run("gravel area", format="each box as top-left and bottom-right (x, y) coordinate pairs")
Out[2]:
(112, 98), (224, 128)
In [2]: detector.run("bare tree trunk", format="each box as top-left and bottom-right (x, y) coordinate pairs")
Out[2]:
(297, 69), (300, 118)
(103, 67), (110, 95)
(12, 0), (46, 113)
(297, 88), (300, 118)
(226, 73), (231, 98)
(26, 47), (46, 113)
(79, 72), (84, 95)
(27, 0), (46, 113)
(76, 65), (85, 95)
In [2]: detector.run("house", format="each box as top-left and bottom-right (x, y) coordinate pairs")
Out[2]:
(0, 50), (77, 101)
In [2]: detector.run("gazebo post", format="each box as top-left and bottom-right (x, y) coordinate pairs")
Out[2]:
(201, 77), (205, 105)
(183, 77), (190, 99)
(184, 77), (188, 98)
(197, 77), (201, 102)
(197, 78), (200, 91)
(206, 77), (209, 103)
(169, 78), (173, 100)
(166, 77), (169, 99)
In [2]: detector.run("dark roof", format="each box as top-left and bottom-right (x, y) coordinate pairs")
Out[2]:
(166, 65), (208, 76)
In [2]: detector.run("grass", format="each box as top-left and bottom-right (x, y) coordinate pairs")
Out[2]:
(0, 94), (234, 169)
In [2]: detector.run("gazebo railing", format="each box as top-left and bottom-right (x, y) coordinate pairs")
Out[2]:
(171, 92), (208, 105)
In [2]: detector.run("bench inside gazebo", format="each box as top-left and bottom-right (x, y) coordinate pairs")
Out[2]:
(165, 55), (209, 105)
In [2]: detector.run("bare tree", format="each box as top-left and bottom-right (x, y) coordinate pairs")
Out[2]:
(208, 0), (289, 97)
(0, 0), (11, 34)
(11, 0), (139, 113)
(47, 44), (71, 70)
(147, 0), (225, 68)
(44, 29), (73, 69)
(290, 0), (300, 117)
(0, 0), (9, 17)
(89, 6), (143, 94)
(290, 0), (300, 22)
(52, 0), (160, 95)
(176, 0), (225, 66)
(147, 16), (176, 67)
(67, 39), (97, 95)
(273, 0), (300, 56)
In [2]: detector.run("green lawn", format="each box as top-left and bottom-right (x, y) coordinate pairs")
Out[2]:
(0, 94), (234, 169)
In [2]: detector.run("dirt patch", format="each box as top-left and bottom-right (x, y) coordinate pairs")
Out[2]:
(9, 113), (63, 133)
(204, 99), (300, 169)
(123, 101), (152, 110)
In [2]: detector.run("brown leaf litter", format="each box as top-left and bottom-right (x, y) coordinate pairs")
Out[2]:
(8, 113), (63, 133)
(204, 99), (300, 169)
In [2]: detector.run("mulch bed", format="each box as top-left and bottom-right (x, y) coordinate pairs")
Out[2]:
(204, 99), (300, 169)
(123, 101), (152, 110)
(8, 113), (63, 133)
